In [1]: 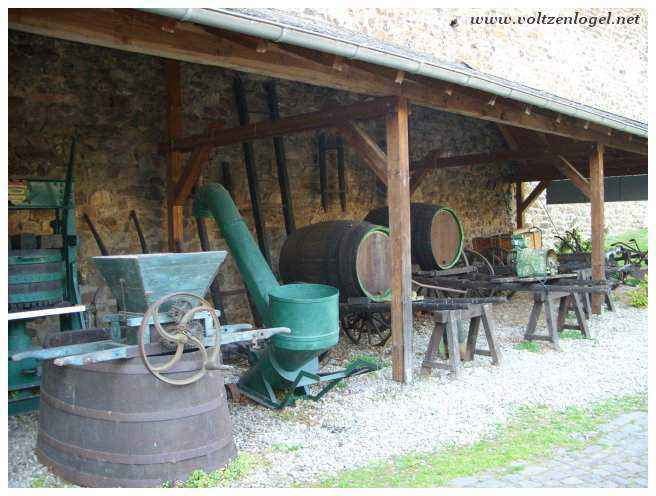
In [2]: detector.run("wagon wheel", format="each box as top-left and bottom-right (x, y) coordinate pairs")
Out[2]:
(463, 249), (496, 298)
(340, 311), (391, 347)
(366, 312), (392, 346)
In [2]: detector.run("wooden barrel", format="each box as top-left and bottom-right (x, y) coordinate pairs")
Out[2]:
(279, 221), (391, 302)
(37, 352), (237, 487)
(365, 203), (464, 270)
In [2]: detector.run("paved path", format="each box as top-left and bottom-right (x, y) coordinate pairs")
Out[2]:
(449, 411), (648, 488)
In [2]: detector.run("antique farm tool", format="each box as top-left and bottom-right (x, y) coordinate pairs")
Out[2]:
(11, 251), (289, 487)
(194, 184), (379, 409)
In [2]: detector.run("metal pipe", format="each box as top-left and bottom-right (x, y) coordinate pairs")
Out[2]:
(140, 8), (647, 138)
(193, 184), (279, 321)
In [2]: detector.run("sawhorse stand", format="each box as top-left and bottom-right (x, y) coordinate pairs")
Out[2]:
(422, 304), (500, 378)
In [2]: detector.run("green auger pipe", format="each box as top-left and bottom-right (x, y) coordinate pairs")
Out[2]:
(193, 184), (377, 409)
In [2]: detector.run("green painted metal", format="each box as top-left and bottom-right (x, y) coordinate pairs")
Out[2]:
(510, 235), (559, 278)
(194, 183), (377, 408)
(92, 252), (227, 314)
(194, 184), (278, 320)
(8, 250), (65, 307)
(8, 137), (84, 415)
(8, 320), (41, 416)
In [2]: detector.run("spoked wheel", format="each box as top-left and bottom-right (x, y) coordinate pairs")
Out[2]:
(463, 249), (496, 298)
(340, 312), (392, 346)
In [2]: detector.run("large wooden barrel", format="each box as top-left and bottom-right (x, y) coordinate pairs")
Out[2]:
(37, 352), (237, 487)
(279, 221), (391, 302)
(365, 203), (464, 270)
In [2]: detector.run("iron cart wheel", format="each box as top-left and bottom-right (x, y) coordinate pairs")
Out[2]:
(463, 249), (497, 298)
(340, 311), (392, 347)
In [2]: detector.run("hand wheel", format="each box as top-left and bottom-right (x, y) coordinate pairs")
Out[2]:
(138, 292), (223, 386)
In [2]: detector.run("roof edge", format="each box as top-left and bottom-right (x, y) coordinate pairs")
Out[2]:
(141, 7), (647, 139)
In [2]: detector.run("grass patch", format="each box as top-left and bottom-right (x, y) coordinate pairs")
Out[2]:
(559, 329), (587, 340)
(514, 341), (540, 353)
(270, 443), (303, 453)
(164, 453), (266, 488)
(629, 276), (648, 308)
(348, 354), (388, 369)
(314, 393), (646, 488)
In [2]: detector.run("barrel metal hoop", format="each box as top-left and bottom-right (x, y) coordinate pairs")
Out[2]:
(40, 389), (221, 422)
(38, 430), (230, 465)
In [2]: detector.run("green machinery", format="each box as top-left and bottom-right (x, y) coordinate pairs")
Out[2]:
(8, 138), (85, 415)
(11, 183), (376, 411)
(509, 234), (559, 278)
(194, 184), (377, 409)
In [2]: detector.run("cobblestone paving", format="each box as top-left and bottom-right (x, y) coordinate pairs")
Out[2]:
(448, 411), (648, 488)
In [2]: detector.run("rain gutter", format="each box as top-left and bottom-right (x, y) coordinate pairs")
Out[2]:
(140, 7), (647, 138)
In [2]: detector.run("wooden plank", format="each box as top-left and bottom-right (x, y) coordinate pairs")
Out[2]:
(337, 122), (388, 186)
(590, 143), (605, 314)
(413, 144), (592, 171)
(166, 59), (184, 251)
(170, 97), (396, 153)
(555, 155), (591, 199)
(515, 180), (524, 228)
(509, 159), (647, 182)
(233, 76), (271, 265)
(9, 9), (646, 155)
(173, 145), (211, 205)
(220, 161), (233, 196)
(520, 180), (551, 213)
(386, 96), (413, 384)
(317, 133), (329, 211)
(336, 136), (347, 211)
(264, 80), (295, 234)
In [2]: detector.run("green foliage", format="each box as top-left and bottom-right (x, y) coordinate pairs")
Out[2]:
(30, 477), (48, 488)
(514, 341), (540, 353)
(629, 276), (648, 308)
(314, 393), (646, 488)
(165, 453), (264, 488)
(556, 228), (591, 254)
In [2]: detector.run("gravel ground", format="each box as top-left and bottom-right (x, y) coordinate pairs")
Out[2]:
(8, 291), (648, 488)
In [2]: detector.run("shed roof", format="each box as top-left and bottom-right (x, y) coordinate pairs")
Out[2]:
(215, 8), (647, 138)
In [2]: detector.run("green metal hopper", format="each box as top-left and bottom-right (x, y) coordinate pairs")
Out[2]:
(92, 252), (227, 313)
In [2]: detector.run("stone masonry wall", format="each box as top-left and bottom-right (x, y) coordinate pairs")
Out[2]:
(9, 31), (514, 325)
(287, 7), (648, 122)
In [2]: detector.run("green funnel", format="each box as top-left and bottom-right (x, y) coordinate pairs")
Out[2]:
(92, 252), (227, 313)
(194, 185), (374, 408)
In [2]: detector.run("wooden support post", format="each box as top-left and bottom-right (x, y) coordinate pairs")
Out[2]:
(233, 76), (271, 265)
(590, 143), (605, 314)
(555, 155), (591, 199)
(386, 97), (413, 383)
(515, 180), (524, 229)
(317, 133), (329, 212)
(264, 81), (296, 234)
(166, 60), (184, 251)
(336, 136), (347, 212)
(220, 161), (233, 196)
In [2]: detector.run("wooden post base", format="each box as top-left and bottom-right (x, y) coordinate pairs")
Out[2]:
(422, 304), (500, 377)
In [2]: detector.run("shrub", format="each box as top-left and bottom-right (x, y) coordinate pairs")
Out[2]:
(629, 276), (648, 308)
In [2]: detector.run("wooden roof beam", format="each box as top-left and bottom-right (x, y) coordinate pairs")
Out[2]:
(165, 97), (396, 153)
(412, 143), (593, 171)
(555, 155), (591, 199)
(8, 8), (647, 155)
(337, 122), (388, 185)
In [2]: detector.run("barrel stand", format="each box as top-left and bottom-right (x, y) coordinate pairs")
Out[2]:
(422, 304), (500, 378)
(524, 291), (591, 351)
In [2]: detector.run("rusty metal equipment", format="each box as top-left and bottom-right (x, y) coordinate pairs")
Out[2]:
(10, 251), (289, 487)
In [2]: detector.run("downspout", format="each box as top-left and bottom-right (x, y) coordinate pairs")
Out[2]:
(140, 7), (647, 138)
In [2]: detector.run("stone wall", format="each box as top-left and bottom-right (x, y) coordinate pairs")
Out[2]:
(8, 31), (515, 325)
(523, 192), (648, 249)
(286, 7), (648, 122)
